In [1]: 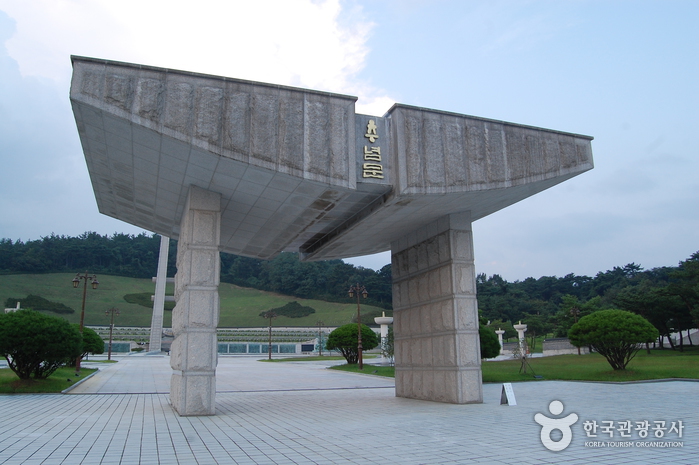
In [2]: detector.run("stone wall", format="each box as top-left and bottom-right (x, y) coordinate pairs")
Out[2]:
(542, 338), (589, 356)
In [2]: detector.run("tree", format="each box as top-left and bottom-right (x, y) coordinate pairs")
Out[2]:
(554, 295), (602, 337)
(381, 326), (394, 365)
(326, 323), (379, 364)
(259, 301), (315, 318)
(568, 309), (658, 370)
(479, 325), (501, 359)
(74, 325), (104, 360)
(665, 251), (699, 330)
(5, 295), (75, 314)
(522, 314), (548, 350)
(0, 310), (82, 379)
(487, 319), (517, 341)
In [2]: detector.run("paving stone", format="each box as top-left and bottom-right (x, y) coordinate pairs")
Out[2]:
(0, 355), (696, 464)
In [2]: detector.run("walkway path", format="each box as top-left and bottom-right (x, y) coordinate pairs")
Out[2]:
(0, 355), (695, 464)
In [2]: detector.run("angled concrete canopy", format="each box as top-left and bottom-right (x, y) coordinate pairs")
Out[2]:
(70, 56), (593, 262)
(70, 56), (593, 414)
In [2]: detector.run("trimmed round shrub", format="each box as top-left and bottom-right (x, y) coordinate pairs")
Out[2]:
(326, 323), (379, 364)
(479, 325), (501, 359)
(568, 309), (658, 370)
(0, 310), (82, 379)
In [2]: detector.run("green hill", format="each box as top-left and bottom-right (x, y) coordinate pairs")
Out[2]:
(0, 273), (382, 328)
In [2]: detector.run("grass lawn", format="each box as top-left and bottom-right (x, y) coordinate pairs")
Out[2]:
(0, 273), (383, 327)
(330, 364), (396, 378)
(0, 367), (98, 393)
(329, 347), (699, 382)
(261, 354), (378, 363)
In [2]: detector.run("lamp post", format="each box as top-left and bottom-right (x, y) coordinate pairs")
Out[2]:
(316, 320), (324, 356)
(348, 283), (368, 370)
(570, 306), (581, 355)
(262, 311), (277, 360)
(72, 271), (99, 373)
(105, 307), (120, 360)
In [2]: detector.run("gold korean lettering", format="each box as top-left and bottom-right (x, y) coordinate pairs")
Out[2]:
(363, 146), (381, 162)
(362, 163), (384, 179)
(365, 119), (378, 143)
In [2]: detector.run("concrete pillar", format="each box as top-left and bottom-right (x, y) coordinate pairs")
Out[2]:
(514, 322), (527, 353)
(495, 329), (505, 355)
(148, 235), (169, 353)
(374, 313), (394, 362)
(375, 312), (394, 342)
(170, 186), (221, 416)
(391, 212), (482, 404)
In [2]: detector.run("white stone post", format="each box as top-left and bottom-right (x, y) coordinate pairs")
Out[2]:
(391, 212), (482, 404)
(148, 235), (169, 353)
(170, 186), (221, 416)
(374, 312), (393, 361)
(495, 329), (505, 355)
(513, 322), (528, 354)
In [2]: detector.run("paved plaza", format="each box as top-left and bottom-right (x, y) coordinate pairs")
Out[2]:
(0, 355), (696, 464)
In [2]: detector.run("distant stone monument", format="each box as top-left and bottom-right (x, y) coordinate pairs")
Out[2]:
(147, 235), (170, 354)
(70, 56), (593, 415)
(4, 302), (21, 314)
(374, 312), (394, 362)
(514, 321), (528, 353)
(495, 329), (505, 355)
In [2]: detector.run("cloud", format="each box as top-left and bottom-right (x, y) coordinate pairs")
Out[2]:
(0, 0), (395, 242)
(0, 0), (393, 108)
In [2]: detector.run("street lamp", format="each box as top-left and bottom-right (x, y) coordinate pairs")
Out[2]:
(316, 320), (324, 356)
(570, 306), (581, 355)
(262, 311), (277, 360)
(72, 271), (99, 373)
(348, 283), (368, 370)
(105, 307), (120, 360)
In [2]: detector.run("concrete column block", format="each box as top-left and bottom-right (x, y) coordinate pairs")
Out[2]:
(427, 269), (440, 300)
(437, 233), (449, 263)
(408, 280), (419, 306)
(456, 332), (481, 367)
(391, 211), (483, 404)
(412, 338), (424, 366)
(426, 236), (440, 268)
(417, 273), (429, 302)
(458, 368), (483, 404)
(409, 307), (421, 334)
(170, 185), (221, 416)
(456, 297), (479, 330)
(432, 335), (446, 365)
(407, 247), (419, 274)
(439, 265), (453, 295)
(452, 230), (474, 260)
(421, 370), (435, 399)
(170, 371), (216, 416)
(179, 290), (220, 327)
(454, 264), (476, 295)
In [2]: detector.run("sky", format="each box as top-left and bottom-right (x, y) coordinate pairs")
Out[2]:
(0, 0), (697, 282)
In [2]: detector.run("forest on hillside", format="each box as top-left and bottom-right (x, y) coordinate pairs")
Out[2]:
(0, 232), (392, 309)
(1, 232), (697, 347)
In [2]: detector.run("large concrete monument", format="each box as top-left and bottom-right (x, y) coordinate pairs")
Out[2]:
(70, 56), (593, 415)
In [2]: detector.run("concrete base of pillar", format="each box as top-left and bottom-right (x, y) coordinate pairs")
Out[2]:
(395, 367), (482, 404)
(391, 212), (483, 404)
(171, 371), (216, 416)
